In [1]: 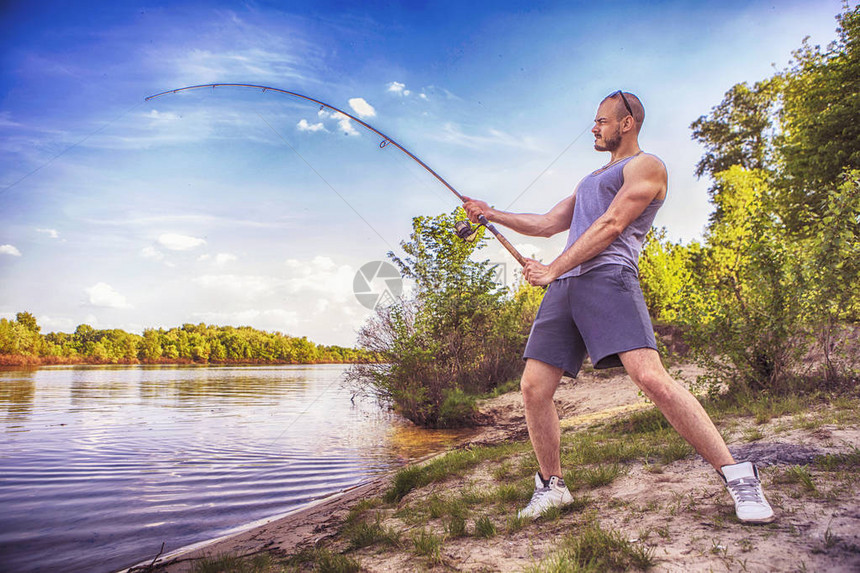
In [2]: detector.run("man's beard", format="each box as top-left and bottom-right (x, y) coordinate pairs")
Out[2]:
(594, 127), (622, 152)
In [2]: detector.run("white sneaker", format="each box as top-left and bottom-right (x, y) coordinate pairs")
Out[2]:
(721, 461), (775, 524)
(518, 472), (574, 520)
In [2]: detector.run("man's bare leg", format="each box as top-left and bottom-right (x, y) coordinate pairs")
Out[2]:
(619, 348), (735, 471)
(520, 358), (565, 478)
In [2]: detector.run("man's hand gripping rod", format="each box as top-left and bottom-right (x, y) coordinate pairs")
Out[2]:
(456, 212), (527, 267)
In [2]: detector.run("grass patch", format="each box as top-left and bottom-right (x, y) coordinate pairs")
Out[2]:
(483, 378), (521, 398)
(384, 441), (529, 502)
(743, 427), (766, 441)
(774, 465), (818, 494)
(411, 529), (444, 564)
(474, 515), (497, 538)
(815, 446), (860, 471)
(560, 418), (692, 472)
(444, 514), (467, 538)
(315, 550), (361, 573)
(606, 406), (672, 434)
(570, 464), (627, 489)
(705, 383), (825, 426)
(526, 522), (655, 572)
(190, 553), (274, 573)
(506, 513), (528, 533)
(491, 482), (528, 504)
(343, 514), (401, 550)
(286, 548), (360, 573)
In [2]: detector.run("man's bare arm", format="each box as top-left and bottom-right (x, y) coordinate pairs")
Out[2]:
(523, 154), (667, 285)
(462, 193), (576, 238)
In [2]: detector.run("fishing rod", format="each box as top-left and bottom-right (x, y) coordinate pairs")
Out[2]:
(145, 83), (527, 267)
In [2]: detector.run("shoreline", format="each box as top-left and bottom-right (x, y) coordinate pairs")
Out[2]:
(120, 478), (392, 573)
(0, 356), (375, 368)
(134, 364), (658, 572)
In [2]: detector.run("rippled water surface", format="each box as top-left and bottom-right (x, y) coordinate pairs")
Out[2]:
(0, 365), (463, 573)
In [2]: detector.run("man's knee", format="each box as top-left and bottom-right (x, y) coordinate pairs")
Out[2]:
(520, 360), (563, 404)
(636, 371), (678, 404)
(621, 350), (677, 404)
(520, 375), (546, 403)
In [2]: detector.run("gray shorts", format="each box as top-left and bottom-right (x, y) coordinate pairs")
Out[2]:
(523, 264), (657, 377)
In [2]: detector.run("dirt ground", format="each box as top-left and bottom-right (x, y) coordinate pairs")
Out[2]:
(140, 364), (860, 573)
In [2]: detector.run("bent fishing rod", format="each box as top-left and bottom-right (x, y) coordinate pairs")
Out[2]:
(145, 83), (527, 267)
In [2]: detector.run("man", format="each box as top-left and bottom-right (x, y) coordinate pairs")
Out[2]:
(462, 91), (774, 524)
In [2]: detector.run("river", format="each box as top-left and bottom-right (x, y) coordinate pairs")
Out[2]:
(0, 364), (465, 573)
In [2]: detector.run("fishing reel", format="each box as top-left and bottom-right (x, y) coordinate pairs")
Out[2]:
(453, 219), (479, 242)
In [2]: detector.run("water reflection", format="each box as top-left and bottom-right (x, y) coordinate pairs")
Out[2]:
(0, 365), (467, 573)
(0, 369), (36, 426)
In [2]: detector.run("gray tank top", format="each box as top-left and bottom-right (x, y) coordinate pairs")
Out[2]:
(558, 154), (663, 278)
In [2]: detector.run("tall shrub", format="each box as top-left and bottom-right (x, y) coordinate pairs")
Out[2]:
(347, 209), (541, 427)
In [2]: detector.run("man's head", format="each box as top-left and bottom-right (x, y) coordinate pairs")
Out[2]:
(592, 91), (644, 152)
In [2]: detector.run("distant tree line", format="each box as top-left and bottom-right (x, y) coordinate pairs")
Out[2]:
(0, 312), (376, 366)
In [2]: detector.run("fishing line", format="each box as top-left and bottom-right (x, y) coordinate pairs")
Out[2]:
(256, 112), (396, 252)
(261, 372), (347, 450)
(0, 100), (144, 196)
(504, 124), (591, 211)
(377, 143), (452, 209)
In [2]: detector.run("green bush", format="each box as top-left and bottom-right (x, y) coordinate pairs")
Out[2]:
(438, 387), (478, 428)
(348, 209), (542, 427)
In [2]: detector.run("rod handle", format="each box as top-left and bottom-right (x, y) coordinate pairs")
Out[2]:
(477, 215), (527, 267)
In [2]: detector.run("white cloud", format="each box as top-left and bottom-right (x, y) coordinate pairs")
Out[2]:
(387, 81), (411, 96)
(192, 308), (300, 331)
(141, 246), (165, 261)
(157, 233), (206, 251)
(194, 274), (278, 298)
(513, 243), (544, 259)
(334, 113), (358, 136)
(215, 253), (237, 265)
(37, 314), (76, 333)
(86, 282), (131, 308)
(148, 109), (182, 121)
(284, 255), (353, 297)
(35, 228), (59, 239)
(297, 118), (327, 132)
(0, 244), (22, 256)
(348, 98), (376, 118)
(316, 109), (359, 136)
(0, 111), (22, 128)
(435, 122), (540, 151)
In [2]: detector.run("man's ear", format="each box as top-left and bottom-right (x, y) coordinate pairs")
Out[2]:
(621, 115), (636, 133)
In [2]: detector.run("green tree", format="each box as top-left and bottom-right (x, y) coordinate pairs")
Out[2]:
(15, 312), (40, 334)
(690, 79), (780, 181)
(677, 5), (860, 393)
(638, 228), (702, 324)
(794, 171), (860, 381)
(139, 329), (163, 361)
(778, 5), (860, 228)
(677, 167), (807, 392)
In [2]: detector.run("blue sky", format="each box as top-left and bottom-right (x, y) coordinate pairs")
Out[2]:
(0, 0), (850, 346)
